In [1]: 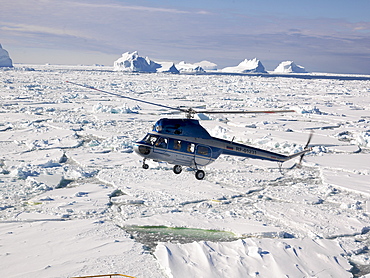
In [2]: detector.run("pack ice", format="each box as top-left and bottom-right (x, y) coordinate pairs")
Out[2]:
(0, 64), (370, 278)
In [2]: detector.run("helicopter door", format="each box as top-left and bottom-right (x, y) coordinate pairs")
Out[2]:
(195, 145), (212, 166)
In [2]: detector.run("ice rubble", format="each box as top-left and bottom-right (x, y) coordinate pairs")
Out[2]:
(92, 102), (140, 114)
(273, 61), (308, 73)
(222, 58), (267, 73)
(0, 44), (13, 67)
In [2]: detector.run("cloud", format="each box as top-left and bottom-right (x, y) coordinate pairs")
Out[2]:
(66, 1), (210, 15)
(0, 21), (91, 39)
(352, 22), (370, 32)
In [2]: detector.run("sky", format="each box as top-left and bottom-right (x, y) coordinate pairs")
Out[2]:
(1, 0), (370, 74)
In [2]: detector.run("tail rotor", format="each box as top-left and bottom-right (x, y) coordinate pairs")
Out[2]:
(297, 131), (314, 167)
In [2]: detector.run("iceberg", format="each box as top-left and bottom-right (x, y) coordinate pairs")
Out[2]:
(114, 51), (179, 73)
(175, 61), (205, 74)
(222, 58), (267, 73)
(113, 51), (160, 73)
(155, 61), (179, 73)
(194, 60), (217, 70)
(274, 61), (308, 73)
(0, 44), (13, 67)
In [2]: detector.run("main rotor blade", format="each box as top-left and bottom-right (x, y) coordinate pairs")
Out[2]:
(195, 109), (296, 114)
(66, 81), (184, 112)
(66, 81), (296, 117)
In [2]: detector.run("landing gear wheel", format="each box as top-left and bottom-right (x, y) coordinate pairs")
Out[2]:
(195, 170), (205, 180)
(173, 165), (182, 174)
(142, 163), (149, 169)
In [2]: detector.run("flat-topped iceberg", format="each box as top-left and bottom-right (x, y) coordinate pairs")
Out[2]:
(175, 61), (205, 73)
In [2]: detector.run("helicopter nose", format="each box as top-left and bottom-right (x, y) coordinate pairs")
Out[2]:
(134, 144), (151, 156)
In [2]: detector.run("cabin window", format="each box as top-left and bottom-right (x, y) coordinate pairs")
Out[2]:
(197, 146), (210, 156)
(155, 137), (168, 148)
(187, 143), (195, 153)
(173, 140), (181, 150)
(144, 134), (158, 145)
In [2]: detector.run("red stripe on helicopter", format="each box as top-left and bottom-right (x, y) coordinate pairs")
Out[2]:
(226, 146), (234, 150)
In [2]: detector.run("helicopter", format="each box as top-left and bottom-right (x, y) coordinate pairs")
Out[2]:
(67, 81), (313, 180)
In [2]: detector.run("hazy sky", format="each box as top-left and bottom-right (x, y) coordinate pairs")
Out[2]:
(1, 0), (370, 74)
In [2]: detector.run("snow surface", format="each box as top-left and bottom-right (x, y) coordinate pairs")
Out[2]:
(0, 44), (13, 67)
(222, 58), (267, 73)
(1, 64), (370, 278)
(273, 61), (308, 73)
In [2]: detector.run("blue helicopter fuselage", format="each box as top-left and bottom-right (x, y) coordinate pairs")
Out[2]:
(133, 118), (298, 168)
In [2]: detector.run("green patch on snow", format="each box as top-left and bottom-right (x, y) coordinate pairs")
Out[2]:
(124, 225), (239, 252)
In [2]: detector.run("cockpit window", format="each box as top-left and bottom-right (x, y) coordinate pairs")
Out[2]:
(143, 134), (159, 145)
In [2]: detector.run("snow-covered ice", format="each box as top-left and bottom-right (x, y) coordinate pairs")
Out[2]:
(155, 238), (352, 278)
(1, 64), (370, 277)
